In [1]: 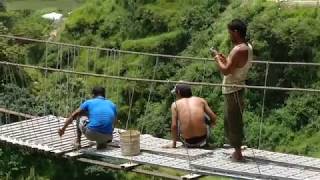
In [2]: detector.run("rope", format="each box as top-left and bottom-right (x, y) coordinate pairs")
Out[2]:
(117, 49), (122, 104)
(2, 61), (320, 93)
(246, 62), (269, 176)
(66, 46), (77, 150)
(44, 42), (54, 144)
(1, 34), (320, 66)
(258, 62), (270, 149)
(139, 56), (159, 133)
(71, 46), (79, 149)
(125, 87), (135, 130)
(233, 90), (262, 175)
(56, 44), (63, 147)
(111, 51), (117, 96)
(103, 50), (109, 93)
(3, 66), (13, 137)
(172, 92), (195, 173)
(9, 63), (30, 143)
(199, 59), (207, 96)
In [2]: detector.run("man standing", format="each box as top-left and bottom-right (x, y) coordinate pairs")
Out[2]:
(58, 86), (117, 150)
(165, 83), (217, 148)
(213, 19), (253, 161)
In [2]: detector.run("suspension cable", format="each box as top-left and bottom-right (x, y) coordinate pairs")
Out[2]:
(139, 56), (159, 133)
(1, 34), (320, 66)
(125, 87), (135, 130)
(258, 62), (270, 149)
(1, 61), (320, 93)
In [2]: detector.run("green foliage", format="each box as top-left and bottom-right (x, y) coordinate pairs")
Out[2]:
(64, 0), (117, 39)
(0, 1), (5, 12)
(5, 0), (84, 13)
(121, 30), (189, 54)
(137, 102), (170, 137)
(10, 10), (51, 38)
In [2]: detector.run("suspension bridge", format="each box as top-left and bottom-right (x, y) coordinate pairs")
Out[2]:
(1, 35), (320, 179)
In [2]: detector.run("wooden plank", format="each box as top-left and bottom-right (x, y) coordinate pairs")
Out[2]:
(82, 147), (256, 180)
(47, 138), (90, 149)
(0, 117), (59, 134)
(181, 173), (203, 180)
(0, 116), (56, 129)
(49, 141), (92, 151)
(64, 151), (84, 157)
(31, 131), (78, 145)
(78, 157), (181, 180)
(224, 148), (320, 171)
(1, 120), (62, 135)
(191, 153), (320, 180)
(13, 125), (75, 140)
(120, 162), (140, 170)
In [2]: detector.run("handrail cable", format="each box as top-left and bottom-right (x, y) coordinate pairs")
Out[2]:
(1, 34), (320, 66)
(1, 61), (320, 93)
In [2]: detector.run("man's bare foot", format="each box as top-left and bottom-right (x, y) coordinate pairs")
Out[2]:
(230, 151), (245, 162)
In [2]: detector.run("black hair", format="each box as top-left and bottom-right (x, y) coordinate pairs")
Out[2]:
(175, 84), (192, 98)
(92, 86), (105, 98)
(228, 19), (247, 39)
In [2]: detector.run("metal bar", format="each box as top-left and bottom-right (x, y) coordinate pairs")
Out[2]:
(0, 108), (37, 119)
(1, 61), (320, 93)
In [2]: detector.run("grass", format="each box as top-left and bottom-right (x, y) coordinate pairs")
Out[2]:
(276, 131), (320, 158)
(4, 0), (84, 13)
(137, 165), (231, 180)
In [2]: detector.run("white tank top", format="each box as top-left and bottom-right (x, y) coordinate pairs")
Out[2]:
(222, 43), (253, 94)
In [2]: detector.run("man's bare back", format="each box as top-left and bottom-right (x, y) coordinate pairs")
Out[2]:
(166, 83), (216, 148)
(173, 97), (216, 139)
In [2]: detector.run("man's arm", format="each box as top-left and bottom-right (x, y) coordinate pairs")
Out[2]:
(171, 103), (178, 148)
(58, 108), (82, 136)
(214, 47), (248, 75)
(203, 99), (217, 127)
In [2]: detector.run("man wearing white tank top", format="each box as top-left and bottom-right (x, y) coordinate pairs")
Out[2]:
(212, 19), (253, 161)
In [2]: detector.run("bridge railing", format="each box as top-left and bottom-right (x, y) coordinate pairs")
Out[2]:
(1, 34), (320, 149)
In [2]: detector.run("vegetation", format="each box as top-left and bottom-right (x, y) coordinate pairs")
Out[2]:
(1, 0), (320, 179)
(4, 0), (84, 13)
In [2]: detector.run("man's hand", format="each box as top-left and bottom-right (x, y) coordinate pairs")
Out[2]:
(215, 53), (227, 63)
(58, 128), (65, 137)
(211, 119), (217, 127)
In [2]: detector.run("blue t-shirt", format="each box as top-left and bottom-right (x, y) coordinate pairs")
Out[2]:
(80, 96), (117, 134)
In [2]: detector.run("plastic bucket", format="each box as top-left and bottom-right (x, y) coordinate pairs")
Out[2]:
(120, 130), (140, 156)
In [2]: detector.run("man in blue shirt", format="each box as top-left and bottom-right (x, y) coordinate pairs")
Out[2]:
(58, 87), (117, 150)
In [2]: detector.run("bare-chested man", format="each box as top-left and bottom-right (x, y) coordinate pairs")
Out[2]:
(165, 83), (217, 148)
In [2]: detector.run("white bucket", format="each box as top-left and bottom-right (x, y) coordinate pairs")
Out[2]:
(120, 130), (140, 156)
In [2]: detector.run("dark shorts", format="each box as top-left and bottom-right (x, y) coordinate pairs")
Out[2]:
(179, 116), (211, 148)
(184, 134), (207, 145)
(224, 89), (245, 148)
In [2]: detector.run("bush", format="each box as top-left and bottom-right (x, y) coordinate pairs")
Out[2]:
(121, 30), (189, 54)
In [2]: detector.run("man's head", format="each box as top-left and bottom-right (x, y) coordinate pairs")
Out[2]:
(92, 86), (106, 98)
(227, 19), (247, 43)
(172, 83), (192, 98)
